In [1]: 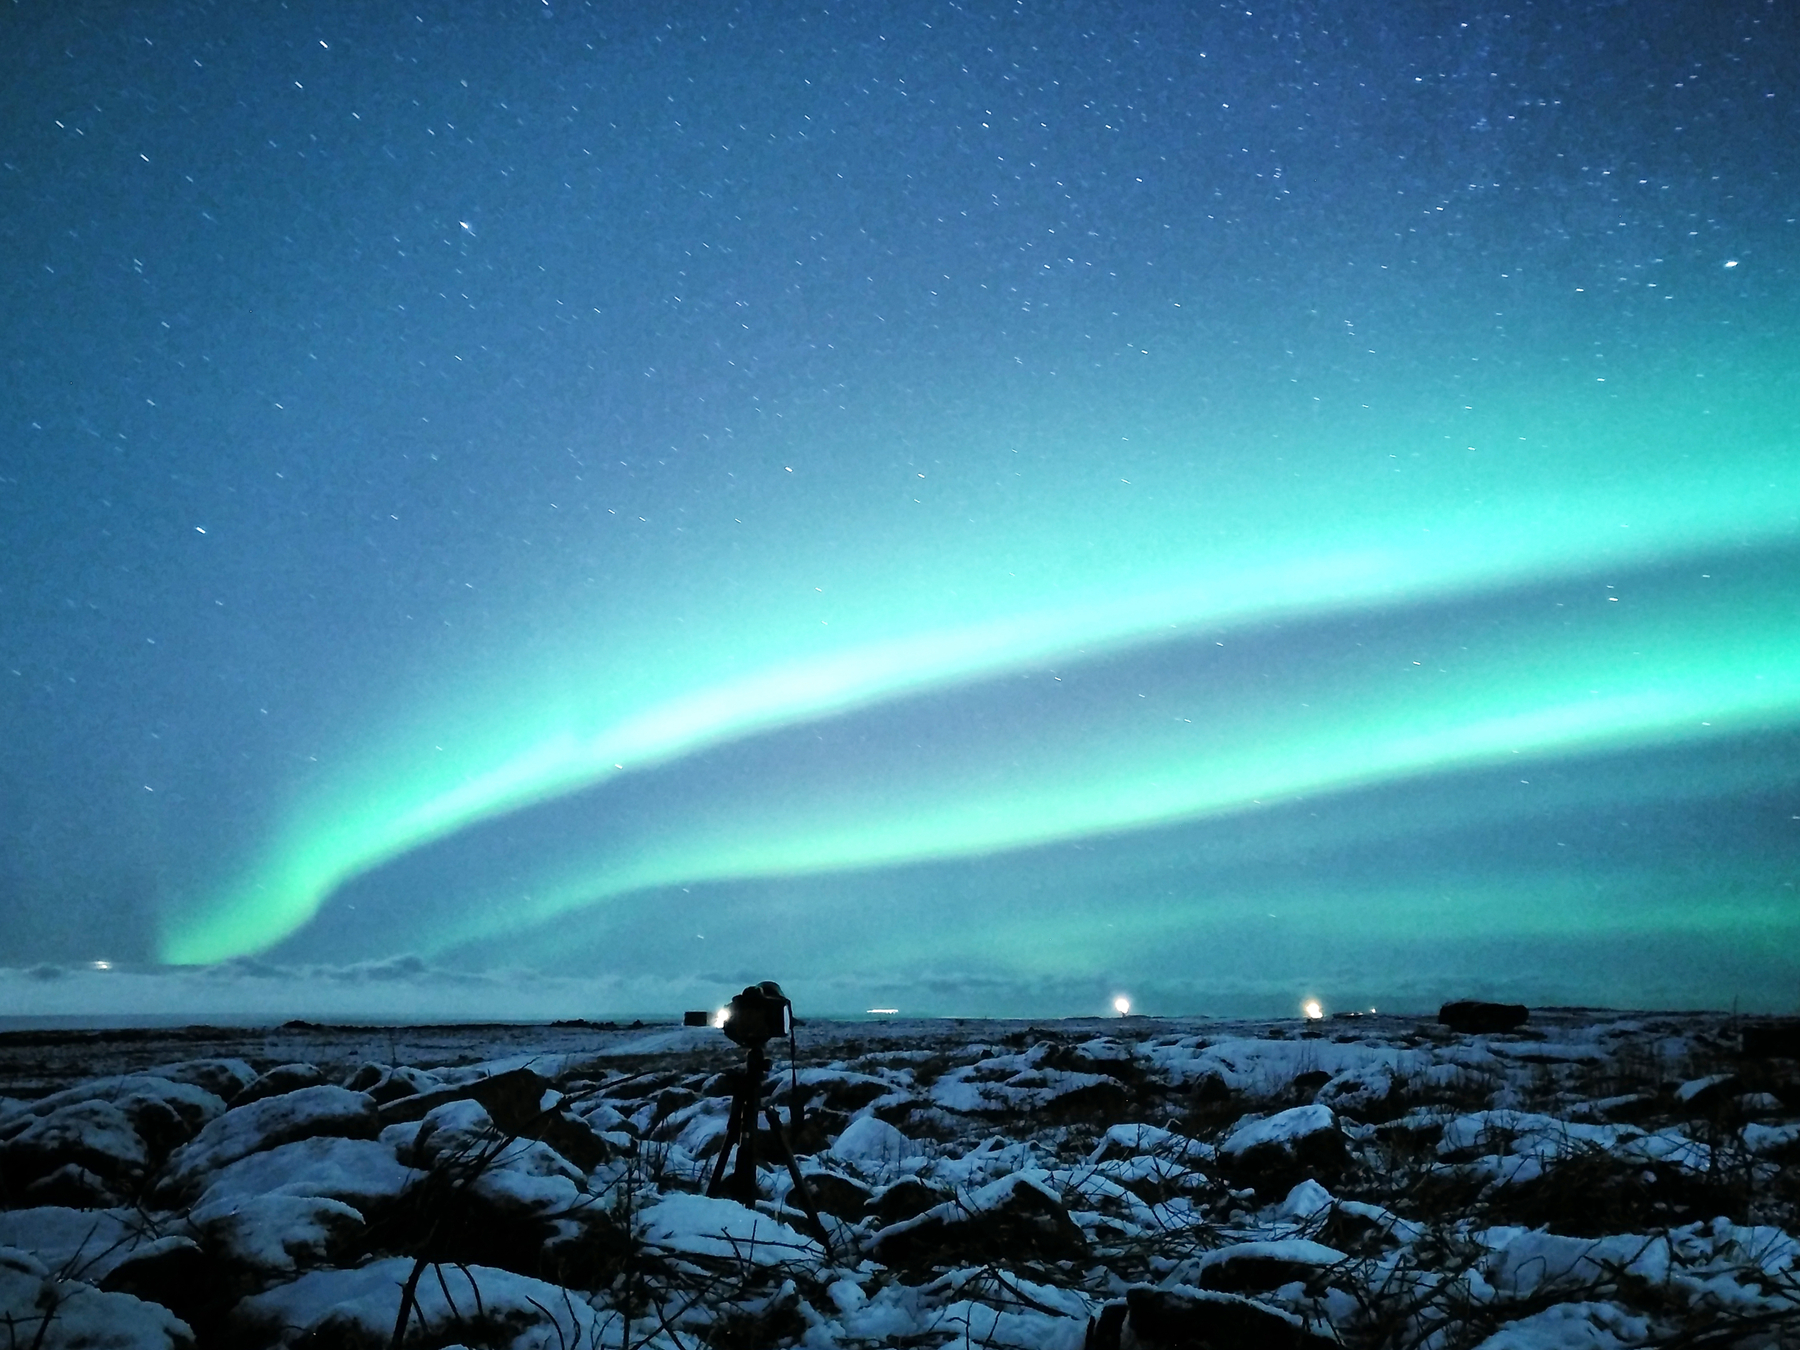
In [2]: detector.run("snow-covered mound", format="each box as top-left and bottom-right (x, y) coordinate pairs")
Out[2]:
(0, 1009), (1794, 1348)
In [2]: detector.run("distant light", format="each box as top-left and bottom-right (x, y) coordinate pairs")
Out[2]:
(1302, 999), (1324, 1020)
(712, 1006), (729, 1028)
(866, 1008), (898, 1015)
(91, 960), (112, 971)
(1724, 259), (1739, 268)
(1113, 996), (1131, 1015)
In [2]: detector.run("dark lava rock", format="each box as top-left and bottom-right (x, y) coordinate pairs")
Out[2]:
(232, 1063), (327, 1107)
(1319, 1201), (1413, 1255)
(471, 1068), (556, 1134)
(1218, 1105), (1347, 1196)
(865, 1176), (953, 1226)
(1190, 1073), (1233, 1105)
(1742, 1019), (1800, 1060)
(377, 1067), (551, 1130)
(794, 1167), (872, 1220)
(1186, 1239), (1346, 1294)
(21, 1162), (128, 1207)
(1438, 1001), (1529, 1034)
(868, 1173), (1086, 1270)
(1290, 1069), (1332, 1097)
(99, 1236), (212, 1330)
(533, 1109), (615, 1172)
(1085, 1285), (1339, 1349)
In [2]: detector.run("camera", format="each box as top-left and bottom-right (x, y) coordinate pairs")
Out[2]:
(720, 980), (792, 1049)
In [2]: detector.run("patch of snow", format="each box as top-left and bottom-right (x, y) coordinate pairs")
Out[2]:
(1221, 1104), (1335, 1156)
(828, 1115), (923, 1166)
(0, 1244), (194, 1349)
(189, 1193), (363, 1276)
(636, 1193), (822, 1267)
(194, 1135), (420, 1209)
(230, 1256), (610, 1349)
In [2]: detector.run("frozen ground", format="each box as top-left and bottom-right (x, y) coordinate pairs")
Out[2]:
(0, 1007), (1796, 1348)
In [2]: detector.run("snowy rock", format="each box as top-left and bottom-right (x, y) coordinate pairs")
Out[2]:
(1465, 1300), (1651, 1350)
(1086, 1122), (1215, 1167)
(1277, 1178), (1335, 1220)
(156, 1085), (379, 1200)
(229, 1063), (326, 1107)
(1218, 1104), (1347, 1194)
(865, 1175), (953, 1225)
(189, 1193), (364, 1277)
(1314, 1064), (1406, 1121)
(380, 1068), (613, 1171)
(1672, 1072), (1738, 1114)
(228, 1256), (610, 1349)
(346, 1062), (442, 1104)
(1169, 1237), (1347, 1293)
(389, 1097), (495, 1167)
(1743, 1121), (1800, 1163)
(192, 1135), (421, 1211)
(637, 1193), (822, 1267)
(140, 1059), (256, 1103)
(0, 1245), (195, 1350)
(0, 1077), (225, 1152)
(776, 1066), (897, 1114)
(867, 1170), (1086, 1269)
(0, 1102), (148, 1193)
(928, 1047), (1128, 1118)
(828, 1114), (923, 1167)
(1087, 1283), (1337, 1350)
(0, 1210), (164, 1284)
(1318, 1198), (1424, 1254)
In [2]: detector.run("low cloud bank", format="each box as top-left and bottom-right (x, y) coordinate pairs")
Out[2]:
(0, 957), (728, 1029)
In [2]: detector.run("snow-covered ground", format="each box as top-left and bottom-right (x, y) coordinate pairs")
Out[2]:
(0, 1008), (1795, 1348)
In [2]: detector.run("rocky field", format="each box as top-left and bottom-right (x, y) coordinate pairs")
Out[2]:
(1, 1007), (1797, 1349)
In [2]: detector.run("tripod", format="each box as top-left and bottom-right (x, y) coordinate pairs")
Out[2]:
(705, 1041), (832, 1254)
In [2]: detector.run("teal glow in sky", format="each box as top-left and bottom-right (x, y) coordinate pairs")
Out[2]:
(3, 1), (1796, 1015)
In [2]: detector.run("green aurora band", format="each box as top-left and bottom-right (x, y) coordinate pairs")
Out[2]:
(159, 351), (1800, 965)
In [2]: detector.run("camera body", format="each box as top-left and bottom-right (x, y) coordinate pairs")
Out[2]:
(722, 980), (792, 1049)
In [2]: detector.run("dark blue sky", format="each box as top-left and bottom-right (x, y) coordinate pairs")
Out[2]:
(3, 1), (1797, 1018)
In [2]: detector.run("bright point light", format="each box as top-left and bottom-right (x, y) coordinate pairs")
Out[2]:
(712, 1006), (729, 1028)
(1113, 996), (1131, 1015)
(91, 960), (112, 971)
(866, 1008), (898, 1015)
(1302, 998), (1324, 1020)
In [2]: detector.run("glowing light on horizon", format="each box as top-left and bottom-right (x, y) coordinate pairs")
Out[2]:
(1302, 999), (1325, 1020)
(1113, 996), (1132, 1015)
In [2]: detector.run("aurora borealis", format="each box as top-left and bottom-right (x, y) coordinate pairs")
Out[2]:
(3, 1), (1796, 1018)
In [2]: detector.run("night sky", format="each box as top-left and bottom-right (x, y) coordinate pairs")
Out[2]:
(4, 1), (1797, 1020)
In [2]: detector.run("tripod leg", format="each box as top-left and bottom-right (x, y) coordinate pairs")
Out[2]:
(763, 1106), (834, 1257)
(705, 1087), (745, 1199)
(729, 1048), (766, 1203)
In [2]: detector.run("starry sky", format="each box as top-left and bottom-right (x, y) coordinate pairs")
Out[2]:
(3, 0), (1797, 1020)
